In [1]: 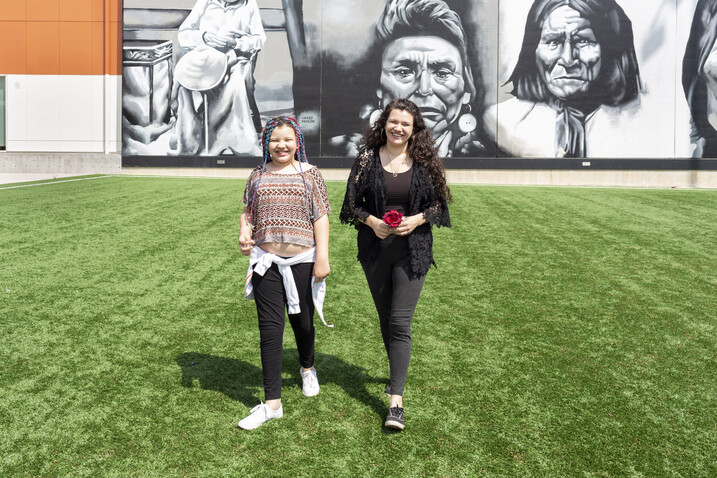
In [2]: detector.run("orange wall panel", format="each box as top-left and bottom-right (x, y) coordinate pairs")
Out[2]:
(105, 20), (121, 76)
(0, 22), (28, 73)
(2, 0), (121, 75)
(27, 21), (61, 74)
(0, 0), (28, 21)
(60, 0), (94, 22)
(91, 0), (103, 22)
(106, 0), (121, 23)
(91, 20), (104, 75)
(60, 21), (93, 75)
(27, 0), (60, 22)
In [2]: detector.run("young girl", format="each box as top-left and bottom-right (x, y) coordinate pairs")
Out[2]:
(238, 116), (330, 430)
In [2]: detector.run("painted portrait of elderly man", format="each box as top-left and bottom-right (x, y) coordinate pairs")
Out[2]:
(324, 0), (497, 158)
(485, 0), (643, 158)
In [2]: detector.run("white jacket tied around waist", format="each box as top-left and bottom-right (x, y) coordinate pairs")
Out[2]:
(244, 246), (332, 327)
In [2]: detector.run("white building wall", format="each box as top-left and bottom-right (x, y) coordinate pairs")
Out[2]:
(5, 74), (120, 154)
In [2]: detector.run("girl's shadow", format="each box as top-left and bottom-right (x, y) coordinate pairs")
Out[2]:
(176, 352), (263, 408)
(176, 351), (386, 416)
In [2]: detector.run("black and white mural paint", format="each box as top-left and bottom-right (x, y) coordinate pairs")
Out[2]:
(122, 0), (315, 156)
(122, 0), (710, 160)
(489, 0), (644, 158)
(491, 0), (693, 158)
(320, 0), (499, 158)
(683, 0), (717, 158)
(172, 0), (265, 155)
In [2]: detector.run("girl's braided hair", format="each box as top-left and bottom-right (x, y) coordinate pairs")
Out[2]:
(249, 116), (314, 221)
(260, 115), (308, 164)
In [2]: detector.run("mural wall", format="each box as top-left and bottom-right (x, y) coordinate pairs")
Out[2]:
(121, 0), (714, 161)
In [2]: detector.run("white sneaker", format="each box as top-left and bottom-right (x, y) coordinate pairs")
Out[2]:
(237, 402), (283, 430)
(300, 368), (320, 397)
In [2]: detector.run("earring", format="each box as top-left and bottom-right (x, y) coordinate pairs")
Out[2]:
(369, 108), (382, 127)
(380, 129), (387, 141)
(457, 104), (477, 134)
(360, 102), (383, 127)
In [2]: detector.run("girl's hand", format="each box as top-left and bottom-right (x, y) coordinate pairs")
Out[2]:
(238, 232), (254, 256)
(312, 259), (330, 282)
(394, 214), (425, 237)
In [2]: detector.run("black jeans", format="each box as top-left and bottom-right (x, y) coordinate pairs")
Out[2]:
(361, 235), (426, 396)
(252, 262), (315, 400)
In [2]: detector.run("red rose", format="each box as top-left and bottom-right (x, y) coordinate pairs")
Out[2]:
(382, 210), (403, 228)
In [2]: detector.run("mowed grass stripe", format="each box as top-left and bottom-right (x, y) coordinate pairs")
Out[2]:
(1, 177), (715, 477)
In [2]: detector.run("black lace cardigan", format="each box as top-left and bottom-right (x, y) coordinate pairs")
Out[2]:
(339, 146), (451, 278)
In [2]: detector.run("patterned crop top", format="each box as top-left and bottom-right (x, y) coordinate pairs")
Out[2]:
(243, 165), (331, 248)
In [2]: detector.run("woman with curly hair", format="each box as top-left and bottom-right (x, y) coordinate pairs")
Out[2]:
(340, 98), (452, 430)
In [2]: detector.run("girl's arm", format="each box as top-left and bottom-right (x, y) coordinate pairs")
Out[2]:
(312, 215), (330, 281)
(238, 206), (255, 256)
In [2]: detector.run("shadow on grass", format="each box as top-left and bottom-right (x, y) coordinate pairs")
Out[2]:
(285, 349), (387, 418)
(176, 351), (387, 417)
(177, 352), (263, 408)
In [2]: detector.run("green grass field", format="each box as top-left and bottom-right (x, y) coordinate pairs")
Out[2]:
(1, 176), (715, 477)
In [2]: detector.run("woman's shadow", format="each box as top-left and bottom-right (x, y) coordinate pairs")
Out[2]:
(176, 351), (386, 416)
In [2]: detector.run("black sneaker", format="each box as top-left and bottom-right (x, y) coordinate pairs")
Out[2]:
(384, 406), (405, 430)
(384, 384), (391, 397)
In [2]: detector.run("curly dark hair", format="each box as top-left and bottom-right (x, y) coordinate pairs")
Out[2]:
(362, 98), (452, 203)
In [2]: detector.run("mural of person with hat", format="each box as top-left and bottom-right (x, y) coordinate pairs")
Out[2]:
(174, 0), (265, 156)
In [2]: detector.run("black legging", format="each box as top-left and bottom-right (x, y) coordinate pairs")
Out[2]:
(252, 262), (315, 400)
(361, 235), (426, 396)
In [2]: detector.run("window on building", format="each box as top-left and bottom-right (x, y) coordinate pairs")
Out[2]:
(0, 76), (5, 150)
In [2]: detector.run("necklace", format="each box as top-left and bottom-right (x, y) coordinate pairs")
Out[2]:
(385, 148), (406, 178)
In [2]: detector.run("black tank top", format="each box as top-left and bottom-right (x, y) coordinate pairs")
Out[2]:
(384, 166), (413, 215)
